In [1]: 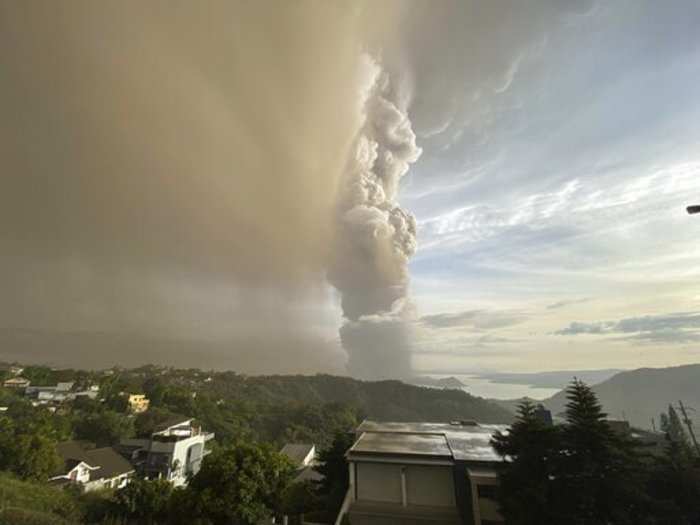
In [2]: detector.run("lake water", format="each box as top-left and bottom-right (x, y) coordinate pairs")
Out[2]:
(427, 374), (561, 400)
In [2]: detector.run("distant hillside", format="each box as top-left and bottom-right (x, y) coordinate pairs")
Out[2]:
(541, 364), (700, 429)
(408, 376), (466, 390)
(205, 373), (513, 424)
(489, 397), (538, 414)
(478, 369), (622, 389)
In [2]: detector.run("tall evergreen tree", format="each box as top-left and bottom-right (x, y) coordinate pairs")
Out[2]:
(552, 379), (647, 524)
(491, 400), (560, 525)
(315, 431), (355, 519)
(663, 405), (692, 454)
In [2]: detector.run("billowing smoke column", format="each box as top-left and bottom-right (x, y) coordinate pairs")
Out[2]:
(329, 58), (422, 380)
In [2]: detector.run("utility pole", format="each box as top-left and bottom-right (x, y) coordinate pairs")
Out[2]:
(677, 400), (700, 455)
(651, 417), (657, 433)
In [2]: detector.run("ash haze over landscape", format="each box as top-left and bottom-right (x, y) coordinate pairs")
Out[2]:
(1, 1), (700, 380)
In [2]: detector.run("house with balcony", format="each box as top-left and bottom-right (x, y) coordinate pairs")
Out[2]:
(118, 417), (214, 486)
(339, 420), (507, 525)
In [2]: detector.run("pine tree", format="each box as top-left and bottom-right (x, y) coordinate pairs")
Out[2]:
(315, 431), (355, 518)
(552, 379), (648, 524)
(665, 405), (691, 450)
(491, 400), (560, 525)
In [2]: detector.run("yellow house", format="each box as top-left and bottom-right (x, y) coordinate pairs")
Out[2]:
(127, 394), (150, 413)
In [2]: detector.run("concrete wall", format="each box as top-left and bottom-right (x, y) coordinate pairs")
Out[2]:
(356, 463), (402, 504)
(405, 465), (455, 507)
(354, 462), (456, 508)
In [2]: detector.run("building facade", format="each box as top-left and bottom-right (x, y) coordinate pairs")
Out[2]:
(341, 421), (507, 525)
(119, 418), (213, 486)
(52, 441), (134, 492)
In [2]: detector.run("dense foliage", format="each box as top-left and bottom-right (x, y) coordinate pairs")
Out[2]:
(493, 380), (700, 524)
(311, 431), (355, 522)
(0, 473), (82, 524)
(178, 442), (293, 525)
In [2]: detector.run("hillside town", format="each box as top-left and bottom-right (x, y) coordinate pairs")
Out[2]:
(2, 1), (700, 523)
(1, 362), (698, 524)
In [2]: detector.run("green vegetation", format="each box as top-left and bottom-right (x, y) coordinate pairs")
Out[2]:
(0, 404), (65, 481)
(179, 442), (293, 525)
(493, 380), (700, 524)
(311, 431), (355, 522)
(0, 473), (81, 524)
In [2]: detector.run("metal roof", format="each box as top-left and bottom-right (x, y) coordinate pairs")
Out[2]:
(352, 420), (508, 463)
(350, 431), (452, 458)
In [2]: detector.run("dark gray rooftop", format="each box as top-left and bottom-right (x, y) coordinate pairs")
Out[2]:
(280, 443), (314, 466)
(352, 420), (508, 463)
(350, 431), (452, 458)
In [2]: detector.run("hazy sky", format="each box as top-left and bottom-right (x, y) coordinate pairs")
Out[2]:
(403, 0), (700, 373)
(1, 1), (699, 375)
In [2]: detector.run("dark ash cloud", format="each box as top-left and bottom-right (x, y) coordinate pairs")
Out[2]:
(0, 1), (395, 372)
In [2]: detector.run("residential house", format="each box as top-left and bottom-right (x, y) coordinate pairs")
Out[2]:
(51, 441), (134, 492)
(3, 376), (30, 389)
(339, 420), (507, 525)
(281, 443), (323, 483)
(281, 443), (316, 468)
(118, 417), (214, 487)
(3, 366), (24, 376)
(25, 381), (98, 405)
(127, 393), (150, 413)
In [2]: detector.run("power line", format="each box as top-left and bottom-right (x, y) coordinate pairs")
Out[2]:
(676, 400), (700, 456)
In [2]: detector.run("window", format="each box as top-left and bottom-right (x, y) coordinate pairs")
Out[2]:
(477, 484), (498, 500)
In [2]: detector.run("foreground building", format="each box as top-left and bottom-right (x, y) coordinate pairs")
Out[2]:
(340, 420), (507, 525)
(51, 441), (134, 492)
(119, 417), (213, 486)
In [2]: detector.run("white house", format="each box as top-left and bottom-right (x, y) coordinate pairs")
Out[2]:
(3, 376), (30, 389)
(119, 417), (214, 487)
(281, 443), (316, 468)
(339, 420), (507, 525)
(51, 441), (134, 492)
(280, 443), (323, 484)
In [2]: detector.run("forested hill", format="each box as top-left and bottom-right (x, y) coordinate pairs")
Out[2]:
(203, 373), (513, 424)
(0, 364), (512, 449)
(542, 364), (700, 429)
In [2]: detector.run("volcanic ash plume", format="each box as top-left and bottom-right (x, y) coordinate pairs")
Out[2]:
(328, 59), (422, 380)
